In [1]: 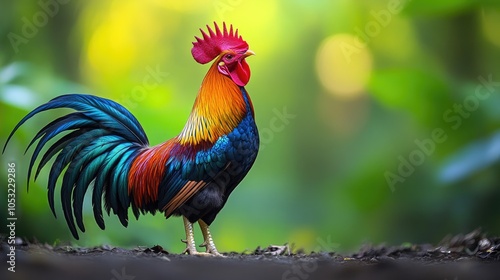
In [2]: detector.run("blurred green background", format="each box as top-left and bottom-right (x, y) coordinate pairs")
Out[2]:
(1, 0), (500, 254)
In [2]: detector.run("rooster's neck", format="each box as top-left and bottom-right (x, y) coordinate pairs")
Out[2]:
(178, 60), (250, 146)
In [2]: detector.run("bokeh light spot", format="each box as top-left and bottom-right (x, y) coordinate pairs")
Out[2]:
(315, 34), (373, 99)
(83, 1), (167, 88)
(482, 8), (500, 47)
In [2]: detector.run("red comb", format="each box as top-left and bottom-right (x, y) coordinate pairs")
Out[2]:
(191, 22), (249, 64)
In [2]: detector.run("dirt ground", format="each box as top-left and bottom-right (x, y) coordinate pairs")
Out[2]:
(1, 230), (500, 280)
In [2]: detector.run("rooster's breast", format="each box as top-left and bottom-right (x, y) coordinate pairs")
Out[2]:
(177, 109), (259, 224)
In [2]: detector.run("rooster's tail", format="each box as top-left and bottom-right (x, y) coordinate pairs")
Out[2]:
(3, 94), (149, 239)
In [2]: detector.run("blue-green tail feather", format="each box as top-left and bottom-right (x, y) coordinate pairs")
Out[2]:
(3, 94), (148, 239)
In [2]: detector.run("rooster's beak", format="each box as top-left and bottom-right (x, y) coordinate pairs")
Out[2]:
(243, 50), (255, 58)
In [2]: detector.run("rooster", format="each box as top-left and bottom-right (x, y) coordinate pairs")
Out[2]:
(3, 22), (259, 256)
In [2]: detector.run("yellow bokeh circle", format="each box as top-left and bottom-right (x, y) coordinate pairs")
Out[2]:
(316, 34), (373, 99)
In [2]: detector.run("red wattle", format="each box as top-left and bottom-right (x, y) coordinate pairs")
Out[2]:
(230, 59), (251, 86)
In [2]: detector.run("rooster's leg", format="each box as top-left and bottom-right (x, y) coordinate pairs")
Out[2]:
(199, 220), (224, 257)
(181, 216), (211, 256)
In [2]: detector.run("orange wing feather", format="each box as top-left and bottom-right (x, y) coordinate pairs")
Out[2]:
(128, 140), (174, 207)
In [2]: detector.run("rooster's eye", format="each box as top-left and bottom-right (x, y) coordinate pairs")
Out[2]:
(225, 54), (233, 60)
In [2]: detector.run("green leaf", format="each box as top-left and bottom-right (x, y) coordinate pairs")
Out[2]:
(403, 0), (474, 16)
(368, 68), (450, 125)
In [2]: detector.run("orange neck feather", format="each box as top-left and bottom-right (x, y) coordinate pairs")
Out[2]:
(178, 57), (248, 145)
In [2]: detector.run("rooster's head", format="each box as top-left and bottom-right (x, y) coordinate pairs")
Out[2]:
(191, 22), (254, 86)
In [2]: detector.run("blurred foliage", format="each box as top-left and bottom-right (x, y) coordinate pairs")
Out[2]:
(1, 0), (500, 253)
